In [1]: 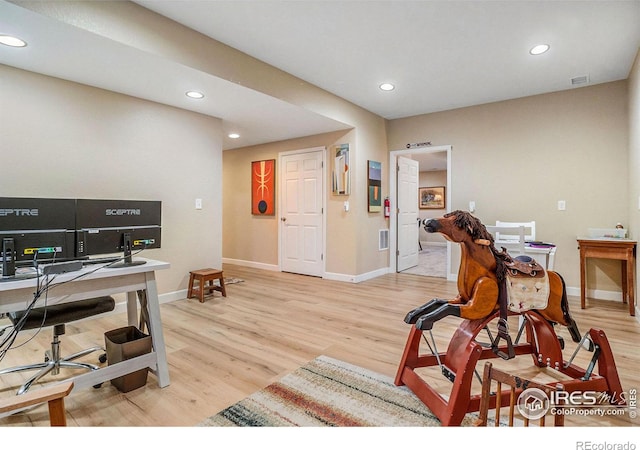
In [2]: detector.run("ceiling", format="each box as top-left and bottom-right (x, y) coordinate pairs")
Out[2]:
(2, 1), (640, 158)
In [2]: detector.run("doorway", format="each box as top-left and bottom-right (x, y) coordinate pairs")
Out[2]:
(278, 147), (325, 277)
(389, 145), (452, 279)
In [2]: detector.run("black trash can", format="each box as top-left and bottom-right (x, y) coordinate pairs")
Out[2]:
(104, 326), (152, 393)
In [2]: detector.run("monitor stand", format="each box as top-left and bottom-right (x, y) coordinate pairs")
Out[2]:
(106, 232), (146, 269)
(1, 237), (39, 282)
(1, 237), (16, 278)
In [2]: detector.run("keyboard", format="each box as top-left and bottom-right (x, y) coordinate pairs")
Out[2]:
(82, 256), (122, 266)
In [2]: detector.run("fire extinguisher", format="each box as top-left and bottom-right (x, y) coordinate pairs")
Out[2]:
(384, 197), (390, 218)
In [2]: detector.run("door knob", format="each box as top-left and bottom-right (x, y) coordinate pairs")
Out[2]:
(281, 217), (287, 222)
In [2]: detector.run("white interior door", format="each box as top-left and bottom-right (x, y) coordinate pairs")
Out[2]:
(280, 149), (324, 277)
(397, 156), (419, 272)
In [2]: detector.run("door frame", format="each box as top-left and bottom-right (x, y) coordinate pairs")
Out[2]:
(277, 146), (327, 276)
(389, 145), (453, 279)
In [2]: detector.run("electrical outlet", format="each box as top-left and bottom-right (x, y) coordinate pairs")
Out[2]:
(557, 200), (566, 211)
(195, 198), (202, 210)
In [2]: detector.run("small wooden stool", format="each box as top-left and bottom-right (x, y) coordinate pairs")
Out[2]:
(187, 268), (227, 302)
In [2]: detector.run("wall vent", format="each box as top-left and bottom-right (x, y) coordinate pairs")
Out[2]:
(571, 75), (590, 86)
(379, 229), (389, 251)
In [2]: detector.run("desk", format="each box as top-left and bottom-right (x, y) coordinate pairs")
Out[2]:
(577, 238), (636, 316)
(0, 258), (171, 391)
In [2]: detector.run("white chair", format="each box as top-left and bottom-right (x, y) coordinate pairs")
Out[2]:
(495, 220), (535, 242)
(485, 225), (526, 256)
(490, 221), (556, 270)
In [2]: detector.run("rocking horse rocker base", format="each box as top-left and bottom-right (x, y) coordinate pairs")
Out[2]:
(394, 310), (625, 426)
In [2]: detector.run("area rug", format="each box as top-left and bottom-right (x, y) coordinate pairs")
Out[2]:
(213, 277), (244, 286)
(198, 355), (479, 427)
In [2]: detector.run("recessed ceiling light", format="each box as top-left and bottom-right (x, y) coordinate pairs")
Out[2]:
(228, 133), (240, 139)
(379, 83), (395, 91)
(0, 34), (27, 47)
(185, 90), (204, 99)
(529, 44), (550, 55)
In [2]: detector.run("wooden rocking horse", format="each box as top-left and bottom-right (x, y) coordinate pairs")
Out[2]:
(406, 210), (581, 355)
(395, 210), (625, 426)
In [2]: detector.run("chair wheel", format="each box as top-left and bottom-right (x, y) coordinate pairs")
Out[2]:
(93, 383), (103, 389)
(99, 353), (107, 364)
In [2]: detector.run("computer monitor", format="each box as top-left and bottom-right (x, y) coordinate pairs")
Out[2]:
(75, 199), (161, 268)
(0, 197), (76, 279)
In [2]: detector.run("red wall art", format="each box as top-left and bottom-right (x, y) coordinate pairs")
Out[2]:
(251, 159), (276, 215)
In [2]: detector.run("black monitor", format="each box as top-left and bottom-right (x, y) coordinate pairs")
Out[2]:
(0, 197), (76, 279)
(75, 199), (161, 268)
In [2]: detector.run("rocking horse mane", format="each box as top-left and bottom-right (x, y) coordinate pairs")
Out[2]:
(444, 210), (509, 281)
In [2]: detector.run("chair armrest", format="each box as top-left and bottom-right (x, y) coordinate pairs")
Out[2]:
(0, 381), (73, 426)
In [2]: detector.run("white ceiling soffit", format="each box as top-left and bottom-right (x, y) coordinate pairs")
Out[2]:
(138, 0), (640, 119)
(0, 1), (349, 150)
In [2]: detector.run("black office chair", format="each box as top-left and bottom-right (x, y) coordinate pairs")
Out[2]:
(0, 296), (115, 395)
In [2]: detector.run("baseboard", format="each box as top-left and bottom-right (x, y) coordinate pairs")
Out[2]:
(565, 286), (624, 302)
(222, 257), (279, 271)
(324, 267), (391, 283)
(223, 257), (391, 283)
(420, 241), (447, 248)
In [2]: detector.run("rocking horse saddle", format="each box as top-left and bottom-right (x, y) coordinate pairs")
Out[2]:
(494, 255), (548, 360)
(504, 255), (545, 278)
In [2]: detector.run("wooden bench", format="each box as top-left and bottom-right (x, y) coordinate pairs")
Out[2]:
(187, 268), (226, 302)
(0, 381), (74, 426)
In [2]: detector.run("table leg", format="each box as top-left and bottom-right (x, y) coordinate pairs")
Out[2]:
(126, 291), (138, 326)
(627, 257), (635, 316)
(621, 260), (628, 304)
(580, 250), (586, 309)
(143, 271), (170, 387)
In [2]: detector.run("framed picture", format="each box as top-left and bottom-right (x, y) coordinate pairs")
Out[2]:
(419, 186), (445, 209)
(332, 143), (350, 195)
(367, 160), (382, 212)
(251, 159), (275, 215)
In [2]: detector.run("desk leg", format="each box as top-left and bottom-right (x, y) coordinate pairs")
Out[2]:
(627, 257), (635, 316)
(126, 291), (138, 326)
(621, 260), (628, 304)
(580, 250), (586, 309)
(144, 271), (170, 387)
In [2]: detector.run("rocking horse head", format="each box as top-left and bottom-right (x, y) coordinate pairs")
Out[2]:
(424, 210), (496, 248)
(424, 210), (507, 280)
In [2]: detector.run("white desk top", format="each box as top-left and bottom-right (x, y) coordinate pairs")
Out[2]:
(576, 236), (637, 243)
(0, 258), (170, 293)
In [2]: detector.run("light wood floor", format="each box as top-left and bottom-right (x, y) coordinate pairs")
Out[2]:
(1, 263), (639, 427)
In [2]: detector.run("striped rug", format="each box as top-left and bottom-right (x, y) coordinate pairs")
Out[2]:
(198, 355), (478, 427)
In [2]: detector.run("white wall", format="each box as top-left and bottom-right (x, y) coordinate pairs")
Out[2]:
(0, 65), (223, 296)
(387, 81), (629, 291)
